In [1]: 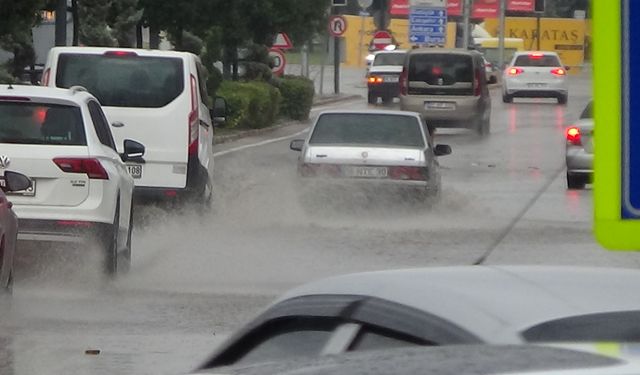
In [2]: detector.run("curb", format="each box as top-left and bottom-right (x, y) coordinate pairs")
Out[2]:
(213, 94), (362, 145)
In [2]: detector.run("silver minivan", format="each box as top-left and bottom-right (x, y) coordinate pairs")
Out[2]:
(400, 49), (492, 136)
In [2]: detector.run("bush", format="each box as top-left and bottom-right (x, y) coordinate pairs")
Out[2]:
(277, 75), (315, 121)
(217, 80), (281, 129)
(0, 68), (14, 84)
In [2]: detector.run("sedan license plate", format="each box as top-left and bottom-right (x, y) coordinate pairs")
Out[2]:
(425, 102), (456, 110)
(127, 164), (143, 179)
(345, 166), (388, 178)
(384, 76), (399, 83)
(0, 177), (36, 196)
(527, 83), (547, 88)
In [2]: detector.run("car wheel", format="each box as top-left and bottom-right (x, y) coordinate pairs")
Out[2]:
(367, 92), (377, 105)
(567, 173), (586, 190)
(502, 93), (513, 103)
(103, 198), (120, 277)
(382, 96), (393, 105)
(558, 94), (568, 105)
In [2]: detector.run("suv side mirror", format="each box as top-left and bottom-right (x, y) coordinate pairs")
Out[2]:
(211, 97), (227, 126)
(3, 171), (31, 192)
(122, 139), (145, 162)
(290, 139), (305, 151)
(434, 144), (452, 156)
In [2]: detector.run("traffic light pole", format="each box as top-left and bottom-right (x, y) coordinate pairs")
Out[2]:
(55, 0), (67, 46)
(333, 7), (341, 94)
(498, 0), (506, 69)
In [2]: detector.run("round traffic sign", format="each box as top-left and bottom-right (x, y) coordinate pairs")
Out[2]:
(328, 15), (348, 37)
(358, 0), (373, 8)
(269, 48), (286, 76)
(371, 30), (393, 50)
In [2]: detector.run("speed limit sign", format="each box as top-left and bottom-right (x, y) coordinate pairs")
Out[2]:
(269, 48), (286, 76)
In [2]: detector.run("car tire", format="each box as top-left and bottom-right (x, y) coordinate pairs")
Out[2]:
(382, 96), (393, 105)
(103, 198), (120, 277)
(567, 173), (586, 190)
(502, 93), (513, 103)
(558, 94), (568, 105)
(367, 92), (377, 105)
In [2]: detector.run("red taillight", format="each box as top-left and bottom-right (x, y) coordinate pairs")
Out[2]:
(389, 166), (427, 181)
(400, 68), (408, 96)
(41, 68), (50, 86)
(164, 190), (178, 197)
(507, 67), (524, 76)
(53, 158), (109, 179)
(529, 52), (544, 58)
(367, 76), (383, 84)
(474, 70), (482, 96)
(188, 74), (199, 156)
(103, 51), (138, 57)
(566, 126), (582, 145)
(551, 68), (566, 76)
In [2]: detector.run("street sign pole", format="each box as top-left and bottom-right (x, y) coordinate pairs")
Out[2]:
(498, 0), (506, 69)
(329, 13), (347, 94)
(462, 0), (471, 49)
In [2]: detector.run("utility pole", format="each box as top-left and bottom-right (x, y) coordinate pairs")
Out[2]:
(55, 0), (67, 46)
(462, 0), (471, 49)
(333, 7), (341, 94)
(498, 0), (506, 70)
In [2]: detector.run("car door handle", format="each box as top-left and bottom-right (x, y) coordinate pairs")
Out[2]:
(111, 121), (125, 128)
(199, 120), (210, 128)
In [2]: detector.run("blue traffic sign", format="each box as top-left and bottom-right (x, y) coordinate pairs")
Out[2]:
(409, 6), (446, 45)
(623, 0), (640, 219)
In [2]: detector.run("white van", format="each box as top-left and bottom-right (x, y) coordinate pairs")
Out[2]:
(42, 47), (222, 204)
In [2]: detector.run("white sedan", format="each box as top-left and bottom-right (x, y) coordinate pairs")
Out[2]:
(289, 110), (451, 203)
(503, 51), (569, 104)
(0, 84), (145, 276)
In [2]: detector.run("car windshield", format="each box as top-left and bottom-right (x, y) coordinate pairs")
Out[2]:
(513, 54), (562, 67)
(373, 53), (405, 66)
(310, 114), (425, 148)
(55, 53), (184, 108)
(0, 102), (86, 145)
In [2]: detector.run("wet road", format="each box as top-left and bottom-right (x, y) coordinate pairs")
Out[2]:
(2, 70), (639, 375)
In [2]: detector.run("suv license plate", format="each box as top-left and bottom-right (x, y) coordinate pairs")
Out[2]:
(425, 102), (456, 110)
(127, 165), (142, 179)
(0, 177), (36, 196)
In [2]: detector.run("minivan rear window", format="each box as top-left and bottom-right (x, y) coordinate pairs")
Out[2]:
(408, 54), (475, 96)
(0, 102), (86, 145)
(514, 54), (561, 67)
(56, 53), (184, 108)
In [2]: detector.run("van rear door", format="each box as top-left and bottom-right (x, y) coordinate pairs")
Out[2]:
(53, 51), (190, 189)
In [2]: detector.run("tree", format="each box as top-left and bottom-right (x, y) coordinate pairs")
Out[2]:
(544, 0), (589, 18)
(77, 0), (116, 46)
(0, 0), (43, 78)
(109, 0), (142, 47)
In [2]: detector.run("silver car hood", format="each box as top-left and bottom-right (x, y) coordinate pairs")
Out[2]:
(304, 145), (425, 166)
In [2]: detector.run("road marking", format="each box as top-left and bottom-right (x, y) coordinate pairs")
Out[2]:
(213, 129), (309, 157)
(213, 98), (360, 158)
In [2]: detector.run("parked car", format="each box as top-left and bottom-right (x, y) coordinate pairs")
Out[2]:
(399, 49), (492, 136)
(194, 345), (637, 375)
(367, 49), (407, 105)
(502, 51), (569, 104)
(0, 171), (31, 294)
(43, 47), (226, 205)
(566, 100), (593, 189)
(196, 266), (640, 369)
(482, 56), (498, 84)
(289, 110), (451, 202)
(0, 84), (145, 275)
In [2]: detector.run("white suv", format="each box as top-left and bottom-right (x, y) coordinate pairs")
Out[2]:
(0, 84), (145, 275)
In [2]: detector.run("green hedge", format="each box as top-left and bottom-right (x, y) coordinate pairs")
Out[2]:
(217, 80), (281, 129)
(277, 75), (315, 121)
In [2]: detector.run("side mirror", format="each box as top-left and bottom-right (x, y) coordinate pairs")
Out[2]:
(565, 66), (571, 71)
(434, 144), (452, 157)
(290, 139), (305, 152)
(122, 139), (145, 163)
(488, 76), (497, 84)
(211, 96), (227, 126)
(3, 171), (32, 192)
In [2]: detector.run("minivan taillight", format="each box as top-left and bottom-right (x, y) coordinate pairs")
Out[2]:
(188, 74), (199, 156)
(474, 69), (482, 96)
(53, 158), (109, 179)
(41, 68), (50, 86)
(400, 68), (408, 96)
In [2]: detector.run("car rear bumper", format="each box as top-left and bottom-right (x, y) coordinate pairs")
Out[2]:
(566, 147), (593, 173)
(368, 82), (400, 97)
(298, 176), (435, 197)
(504, 80), (568, 96)
(133, 155), (209, 202)
(17, 218), (112, 243)
(399, 95), (483, 127)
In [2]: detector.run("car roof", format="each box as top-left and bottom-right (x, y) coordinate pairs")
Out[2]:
(49, 46), (195, 59)
(208, 345), (626, 375)
(274, 266), (640, 343)
(316, 109), (421, 118)
(514, 51), (560, 57)
(408, 48), (482, 56)
(0, 84), (94, 105)
(373, 49), (407, 55)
